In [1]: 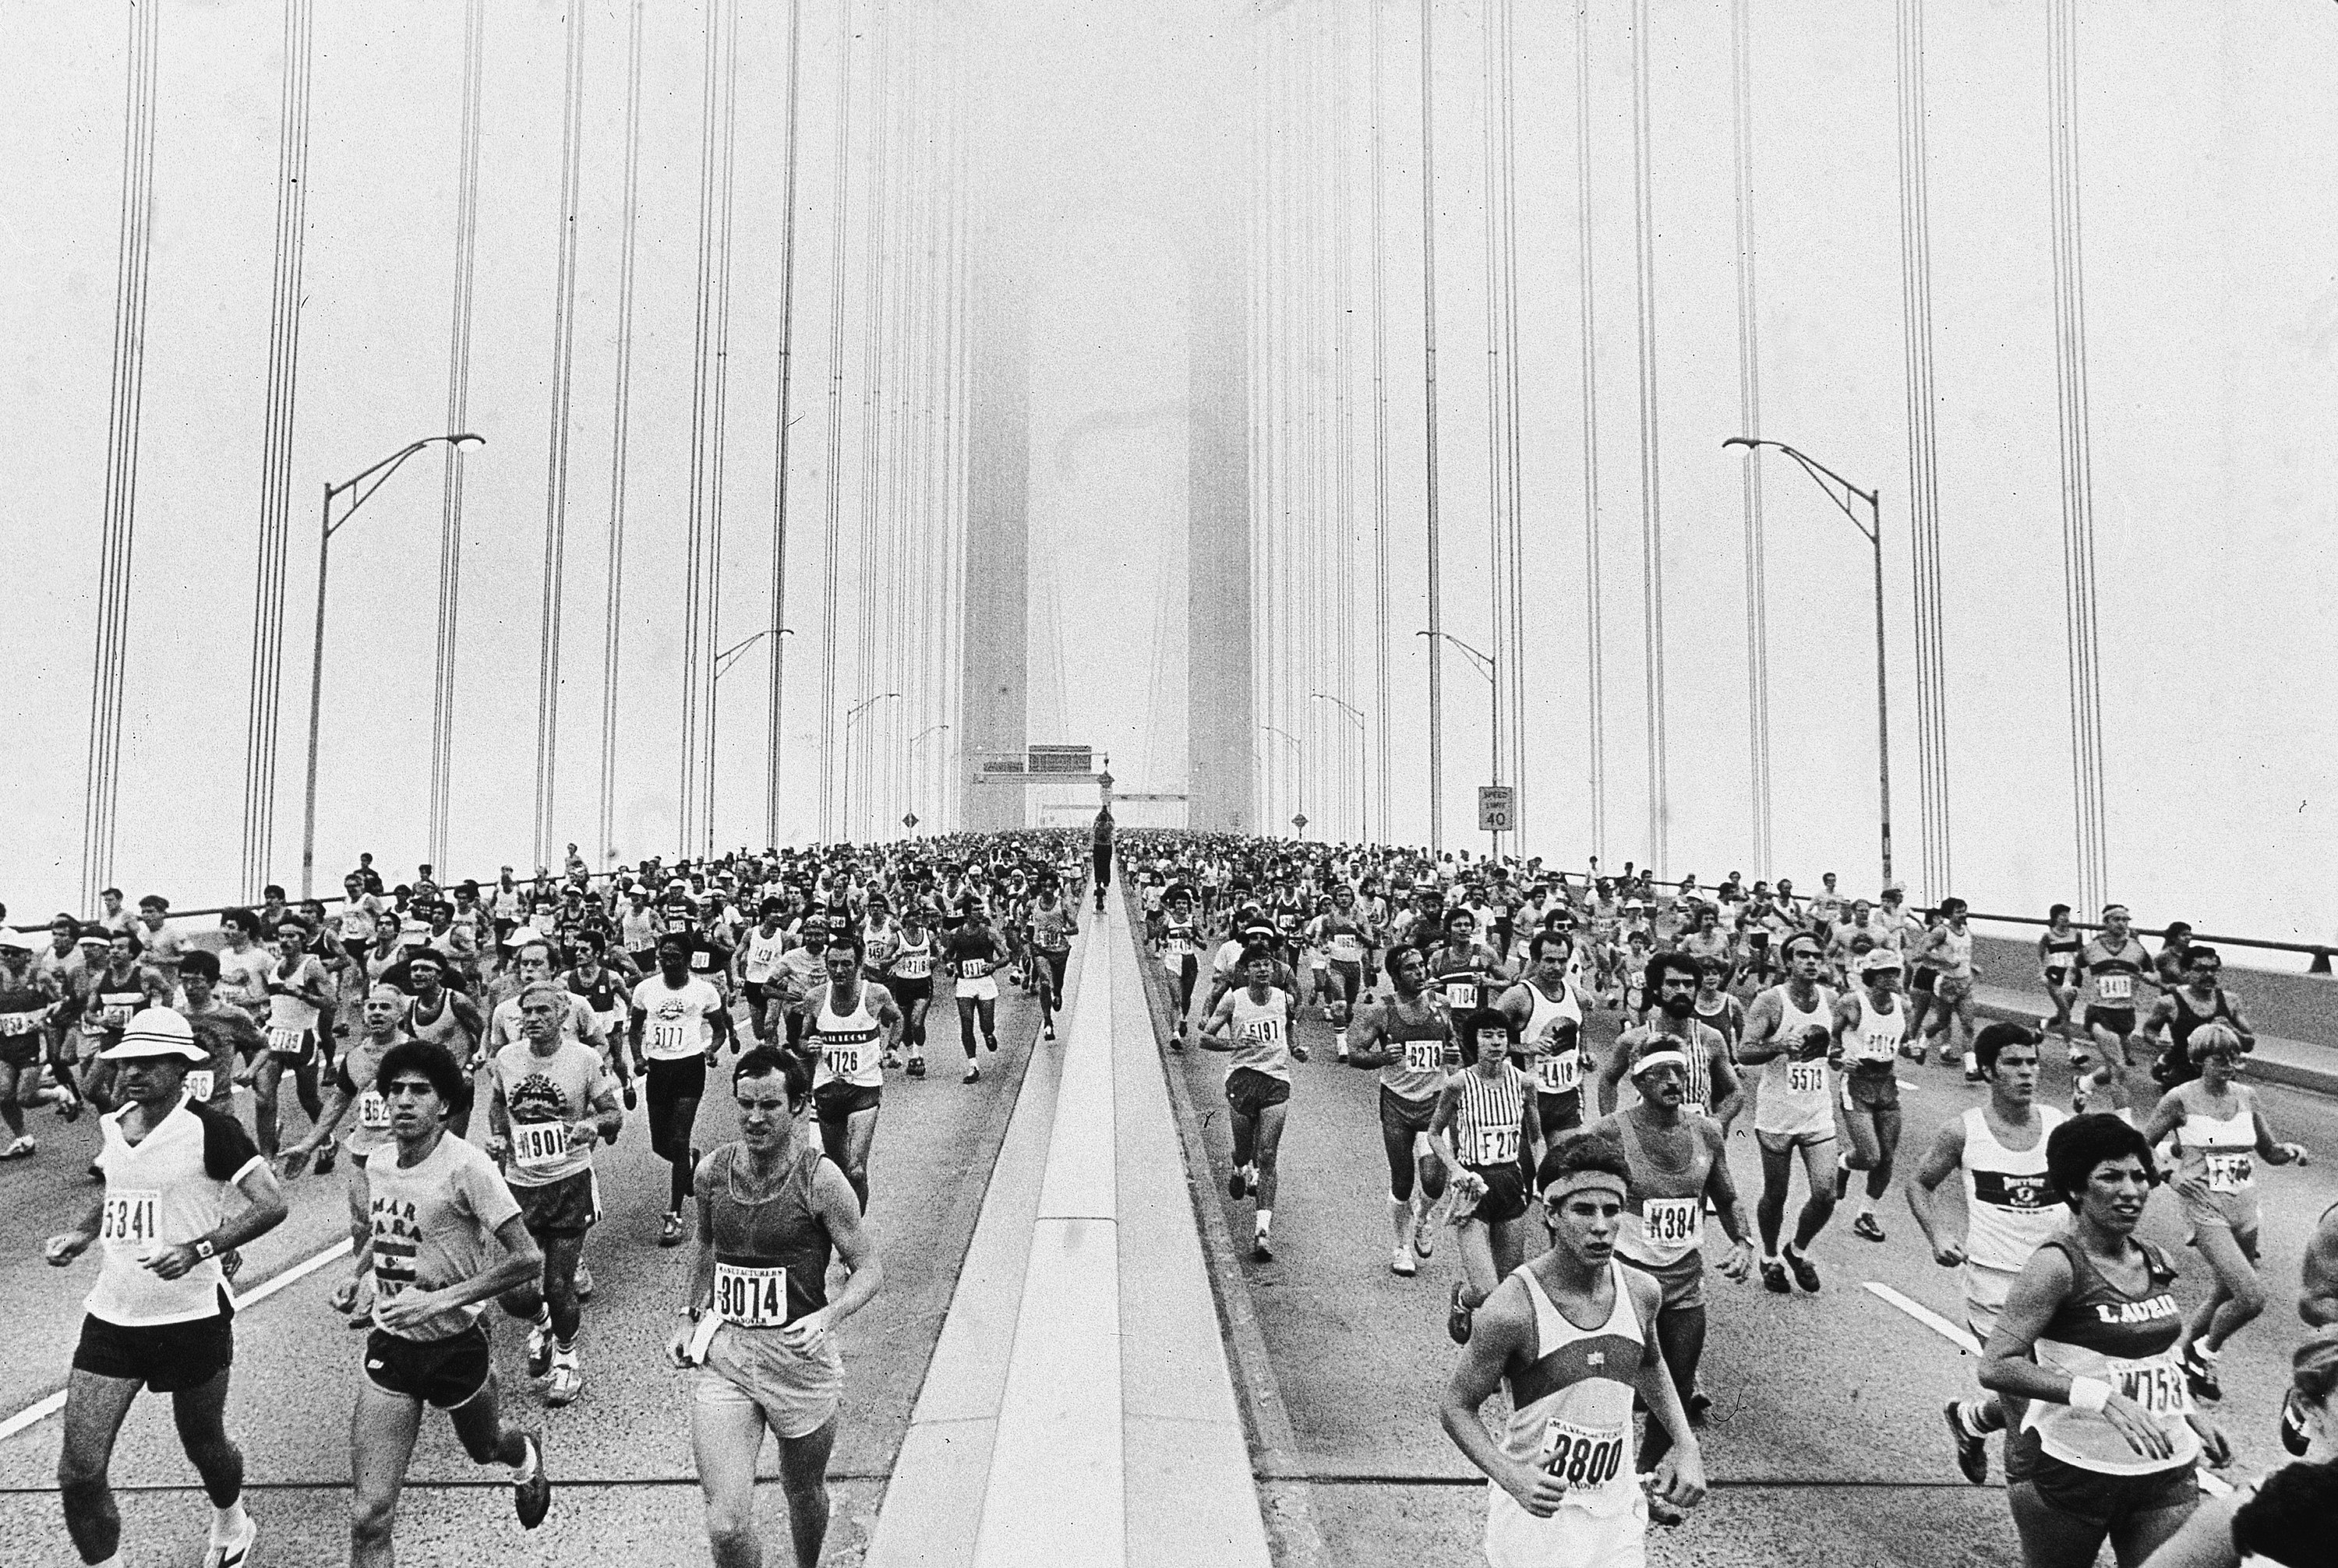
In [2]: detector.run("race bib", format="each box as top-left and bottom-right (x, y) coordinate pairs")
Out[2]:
(960, 959), (992, 980)
(1473, 1124), (1520, 1165)
(1238, 1018), (1284, 1047)
(823, 1040), (867, 1079)
(1330, 934), (1365, 962)
(98, 1002), (135, 1031)
(1536, 1050), (1581, 1095)
(1641, 1195), (1703, 1251)
(183, 1070), (214, 1104)
(2097, 973), (2134, 1002)
(894, 953), (932, 979)
(2204, 1151), (2253, 1193)
(1786, 1061), (1828, 1095)
(1402, 1039), (1445, 1072)
(2109, 1354), (2191, 1418)
(101, 1188), (161, 1248)
(510, 1120), (570, 1171)
(652, 1022), (690, 1053)
(0, 1010), (39, 1036)
(1442, 980), (1478, 1011)
(1538, 1417), (1630, 1492)
(358, 1090), (392, 1130)
(267, 1026), (306, 1055)
(713, 1262), (789, 1328)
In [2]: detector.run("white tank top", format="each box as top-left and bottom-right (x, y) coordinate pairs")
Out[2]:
(740, 928), (789, 983)
(1496, 1262), (1647, 1518)
(809, 986), (883, 1089)
(1755, 984), (1837, 1136)
(1523, 980), (1585, 1098)
(1225, 987), (1293, 1082)
(1842, 991), (1902, 1068)
(1960, 1105), (2066, 1275)
(888, 931), (934, 980)
(2175, 1097), (2259, 1204)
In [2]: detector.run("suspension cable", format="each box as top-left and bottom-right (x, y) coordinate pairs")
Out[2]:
(1418, 0), (1445, 853)
(1630, 0), (1669, 874)
(533, 0), (587, 873)
(1369, 0), (1390, 846)
(1575, 0), (1605, 865)
(598, 0), (646, 870)
(766, 0), (807, 850)
(1898, 0), (1952, 899)
(819, 0), (856, 841)
(1730, 0), (1772, 879)
(1497, 0), (1528, 855)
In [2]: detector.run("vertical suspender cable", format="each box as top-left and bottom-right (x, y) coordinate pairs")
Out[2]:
(702, 0), (743, 852)
(599, 0), (646, 868)
(1629, 0), (1668, 874)
(1478, 0), (1507, 860)
(818, 0), (856, 840)
(1332, 2), (1358, 845)
(1369, 0), (1390, 846)
(242, 0), (315, 897)
(83, 0), (161, 910)
(851, 0), (893, 842)
(1496, 0), (1527, 855)
(678, 0), (724, 853)
(767, 0), (806, 849)
(533, 0), (587, 873)
(431, 0), (487, 875)
(1730, 0), (1771, 879)
(1418, 0), (1445, 854)
(2047, 0), (2107, 912)
(1898, 0), (1951, 898)
(1574, 0), (1605, 864)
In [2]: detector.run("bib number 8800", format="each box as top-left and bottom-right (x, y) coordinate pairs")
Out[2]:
(1539, 1423), (1626, 1489)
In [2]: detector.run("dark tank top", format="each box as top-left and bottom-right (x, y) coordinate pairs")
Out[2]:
(708, 1141), (835, 1327)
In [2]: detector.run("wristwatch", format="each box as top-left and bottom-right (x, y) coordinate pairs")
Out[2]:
(192, 1238), (217, 1261)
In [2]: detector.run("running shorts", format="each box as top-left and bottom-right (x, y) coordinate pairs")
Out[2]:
(1379, 1083), (1436, 1140)
(267, 1028), (316, 1063)
(956, 975), (1000, 1002)
(74, 1307), (234, 1393)
(1909, 966), (1937, 997)
(1040, 949), (1070, 994)
(1620, 1248), (1706, 1312)
(1538, 1089), (1584, 1136)
(365, 1323), (491, 1409)
(742, 981), (771, 1015)
(2021, 1446), (2196, 1529)
(1842, 1067), (1899, 1111)
(647, 1054), (708, 1117)
(1328, 960), (1364, 1006)
(887, 976), (931, 1006)
(1935, 975), (1974, 1007)
(1456, 1161), (1529, 1227)
(814, 1081), (881, 1122)
(1485, 1483), (1648, 1568)
(510, 1168), (598, 1238)
(0, 1032), (38, 1069)
(1224, 1065), (1291, 1121)
(2082, 1005), (2137, 1038)
(694, 1320), (843, 1441)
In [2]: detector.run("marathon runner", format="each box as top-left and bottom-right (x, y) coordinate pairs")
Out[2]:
(1832, 948), (1909, 1242)
(1346, 945), (1460, 1276)
(286, 984), (410, 1323)
(1026, 877), (1078, 1042)
(1910, 1023), (2067, 1485)
(400, 950), (486, 1137)
(1198, 944), (1305, 1259)
(735, 899), (793, 1045)
(800, 934), (902, 1213)
(942, 903), (1008, 1082)
(0, 927), (57, 1158)
(2038, 904), (2084, 1050)
(1309, 883), (1376, 1061)
(1439, 1131), (1707, 1566)
(1911, 896), (1980, 1078)
(1496, 931), (1588, 1135)
(630, 935), (737, 1248)
(1090, 804), (1114, 913)
(1978, 1114), (2230, 1568)
(1738, 934), (1842, 1294)
(2077, 903), (2154, 1116)
(2143, 947), (2256, 1091)
(670, 1047), (883, 1568)
(43, 1008), (288, 1568)
(1157, 888), (1206, 1050)
(333, 1040), (552, 1561)
(253, 917), (334, 1160)
(1592, 953), (1742, 1128)
(880, 904), (935, 1078)
(2141, 1324), (2338, 1568)
(1431, 1008), (1545, 1346)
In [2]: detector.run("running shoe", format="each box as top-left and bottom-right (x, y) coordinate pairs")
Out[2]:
(2282, 1387), (2312, 1457)
(513, 1433), (552, 1528)
(1411, 1210), (1436, 1260)
(1390, 1244), (1417, 1277)
(1944, 1401), (1990, 1485)
(203, 1511), (257, 1568)
(1760, 1258), (1790, 1294)
(57, 1095), (82, 1122)
(1229, 1167), (1248, 1199)
(2181, 1344), (2222, 1404)
(314, 1145), (337, 1176)
(1043, 1024), (1057, 1041)
(659, 1212), (686, 1248)
(527, 1323), (553, 1379)
(962, 1062), (980, 1084)
(907, 1056), (926, 1079)
(546, 1360), (583, 1407)
(1785, 1249), (1823, 1293)
(1253, 1227), (1272, 1260)
(1852, 1213), (1887, 1244)
(985, 1034), (998, 1053)
(574, 1263), (594, 1302)
(1447, 1281), (1474, 1346)
(0, 1136), (34, 1160)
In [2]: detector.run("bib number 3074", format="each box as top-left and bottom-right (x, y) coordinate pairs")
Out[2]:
(714, 1263), (788, 1329)
(1539, 1418), (1627, 1490)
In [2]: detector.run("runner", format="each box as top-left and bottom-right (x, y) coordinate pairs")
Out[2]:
(1912, 896), (1980, 1078)
(1157, 888), (1206, 1050)
(1593, 952), (1742, 1130)
(1026, 877), (1078, 1042)
(1910, 1024), (2068, 1485)
(330, 1040), (551, 1562)
(942, 902), (1008, 1083)
(800, 934), (902, 1213)
(488, 980), (623, 1407)
(1978, 1114), (2230, 1568)
(2143, 948), (2256, 1091)
(1430, 1008), (1545, 1346)
(735, 899), (793, 1045)
(2135, 1023), (2310, 1404)
(1091, 803), (1115, 913)
(0, 927), (57, 1158)
(1198, 944), (1305, 1259)
(2077, 903), (2155, 1116)
(1832, 948), (1909, 1242)
(1439, 1131), (1707, 1566)
(43, 1008), (289, 1568)
(669, 1047), (884, 1568)
(253, 917), (334, 1160)
(630, 936), (737, 1248)
(2038, 904), (2084, 1048)
(1738, 934), (1842, 1294)
(1310, 883), (1376, 1061)
(1345, 945), (1460, 1277)
(400, 951), (487, 1138)
(1496, 931), (1588, 1135)
(880, 904), (935, 1079)
(1592, 1049), (1755, 1465)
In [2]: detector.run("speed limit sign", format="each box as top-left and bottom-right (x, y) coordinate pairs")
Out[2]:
(1477, 786), (1514, 833)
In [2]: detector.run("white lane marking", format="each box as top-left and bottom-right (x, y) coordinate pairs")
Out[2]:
(0, 1236), (353, 1443)
(1864, 1279), (2232, 1496)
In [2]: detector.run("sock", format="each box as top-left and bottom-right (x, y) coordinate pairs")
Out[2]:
(91, 1557), (124, 1568)
(553, 1337), (578, 1364)
(1256, 1208), (1272, 1233)
(211, 1499), (249, 1544)
(1858, 1196), (1875, 1217)
(1334, 1029), (1348, 1054)
(511, 1435), (540, 1483)
(535, 1307), (553, 1333)
(1962, 1051), (1978, 1075)
(1763, 1252), (1780, 1266)
(1390, 1195), (1412, 1245)
(1958, 1397), (2001, 1435)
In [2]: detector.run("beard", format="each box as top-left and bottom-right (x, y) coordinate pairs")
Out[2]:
(1662, 994), (1695, 1019)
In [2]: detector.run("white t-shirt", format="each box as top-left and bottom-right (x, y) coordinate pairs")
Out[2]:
(630, 975), (727, 1061)
(88, 1104), (263, 1326)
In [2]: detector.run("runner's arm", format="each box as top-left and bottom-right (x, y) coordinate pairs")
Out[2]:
(1736, 991), (1788, 1063)
(2135, 1091), (2185, 1150)
(1594, 1032), (1632, 1117)
(1195, 992), (1238, 1049)
(2249, 1104), (2306, 1165)
(1344, 1005), (1394, 1068)
(1704, 1040), (1746, 1130)
(2226, 995), (2257, 1051)
(582, 1075), (623, 1146)
(1424, 1079), (1468, 1184)
(1439, 1281), (1566, 1516)
(1702, 1126), (1753, 1252)
(796, 1160), (884, 1338)
(1905, 1119), (1969, 1265)
(1630, 1269), (1707, 1507)
(2302, 1207), (2338, 1327)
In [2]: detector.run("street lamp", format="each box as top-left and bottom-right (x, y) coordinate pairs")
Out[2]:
(1259, 722), (1304, 836)
(1310, 691), (1369, 845)
(1722, 436), (1892, 885)
(300, 433), (486, 899)
(841, 691), (901, 842)
(1415, 630), (1502, 856)
(909, 722), (950, 835)
(714, 627), (792, 680)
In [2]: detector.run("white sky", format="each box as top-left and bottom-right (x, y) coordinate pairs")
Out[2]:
(4, 1), (2336, 945)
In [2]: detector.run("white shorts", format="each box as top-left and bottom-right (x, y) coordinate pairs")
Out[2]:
(1963, 1262), (2021, 1347)
(955, 975), (999, 1001)
(1485, 1485), (1647, 1568)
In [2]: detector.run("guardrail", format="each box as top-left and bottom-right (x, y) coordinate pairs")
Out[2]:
(4, 867), (630, 941)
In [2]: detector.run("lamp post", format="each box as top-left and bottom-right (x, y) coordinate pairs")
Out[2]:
(1310, 690), (1369, 844)
(301, 433), (485, 899)
(1722, 436), (1892, 885)
(910, 722), (950, 834)
(1259, 722), (1304, 836)
(841, 691), (900, 842)
(1417, 629), (1499, 856)
(715, 626), (791, 681)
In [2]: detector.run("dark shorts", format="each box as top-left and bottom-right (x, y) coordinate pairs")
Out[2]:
(1842, 1067), (1899, 1111)
(1457, 1162), (1529, 1226)
(267, 1029), (318, 1063)
(647, 1054), (709, 1117)
(1538, 1089), (1584, 1135)
(0, 1033), (39, 1068)
(1327, 961), (1363, 1005)
(1909, 967), (1937, 996)
(1038, 948), (1070, 993)
(743, 981), (771, 1013)
(365, 1323), (492, 1409)
(2022, 1447), (2196, 1527)
(1379, 1083), (1437, 1140)
(2083, 1005), (2138, 1038)
(510, 1168), (598, 1237)
(344, 938), (372, 969)
(888, 976), (932, 1005)
(74, 1307), (234, 1393)
(1225, 1066), (1291, 1121)
(814, 1080), (881, 1121)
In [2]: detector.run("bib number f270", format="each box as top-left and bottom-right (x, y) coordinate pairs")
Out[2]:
(1539, 1418), (1628, 1491)
(714, 1263), (788, 1328)
(101, 1188), (161, 1248)
(510, 1121), (569, 1170)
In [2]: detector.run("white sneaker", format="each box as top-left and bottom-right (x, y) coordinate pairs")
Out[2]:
(204, 1512), (257, 1568)
(1389, 1244), (1418, 1277)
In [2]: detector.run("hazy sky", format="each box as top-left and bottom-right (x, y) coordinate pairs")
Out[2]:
(5, 1), (2336, 950)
